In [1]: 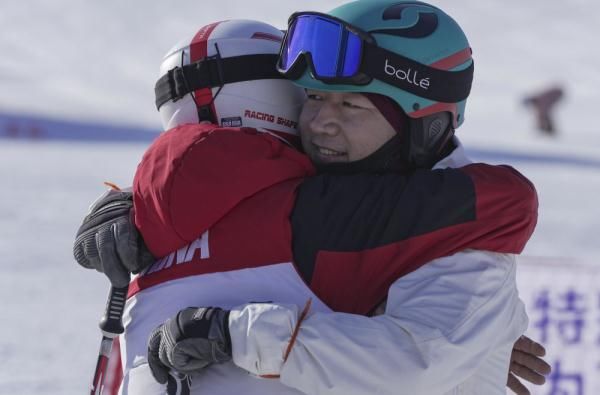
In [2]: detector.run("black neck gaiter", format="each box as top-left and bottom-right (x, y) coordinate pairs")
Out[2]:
(314, 134), (457, 175)
(315, 134), (412, 175)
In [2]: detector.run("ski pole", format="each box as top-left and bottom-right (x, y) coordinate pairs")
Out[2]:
(90, 285), (129, 395)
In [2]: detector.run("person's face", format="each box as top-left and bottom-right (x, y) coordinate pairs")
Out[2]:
(299, 90), (396, 165)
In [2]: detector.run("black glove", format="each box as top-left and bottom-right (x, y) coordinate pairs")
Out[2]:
(73, 189), (155, 287)
(147, 307), (232, 384)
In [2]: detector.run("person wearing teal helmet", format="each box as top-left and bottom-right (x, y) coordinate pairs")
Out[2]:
(278, 0), (474, 171)
(218, 2), (538, 394)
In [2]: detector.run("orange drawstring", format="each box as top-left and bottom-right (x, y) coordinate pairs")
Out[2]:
(103, 181), (122, 191)
(260, 298), (313, 379)
(284, 298), (312, 362)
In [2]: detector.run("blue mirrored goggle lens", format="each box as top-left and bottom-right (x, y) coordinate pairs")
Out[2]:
(281, 15), (364, 78)
(280, 16), (310, 71)
(310, 17), (342, 77)
(341, 32), (362, 77)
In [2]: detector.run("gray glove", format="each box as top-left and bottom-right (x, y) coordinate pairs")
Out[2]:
(147, 307), (232, 384)
(73, 189), (155, 287)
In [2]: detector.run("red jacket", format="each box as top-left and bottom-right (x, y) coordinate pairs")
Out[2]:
(132, 123), (537, 314)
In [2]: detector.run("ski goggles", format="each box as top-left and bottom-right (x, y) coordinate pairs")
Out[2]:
(277, 12), (474, 103)
(278, 12), (375, 84)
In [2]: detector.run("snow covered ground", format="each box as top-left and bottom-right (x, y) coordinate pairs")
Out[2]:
(1, 1), (599, 394)
(0, 141), (147, 394)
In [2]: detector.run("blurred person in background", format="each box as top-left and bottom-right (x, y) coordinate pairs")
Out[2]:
(74, 2), (550, 394)
(523, 85), (565, 136)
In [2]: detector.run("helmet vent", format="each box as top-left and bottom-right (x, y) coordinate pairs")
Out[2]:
(428, 119), (443, 138)
(374, 4), (439, 38)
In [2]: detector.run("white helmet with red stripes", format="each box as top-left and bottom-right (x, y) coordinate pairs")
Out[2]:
(155, 19), (306, 142)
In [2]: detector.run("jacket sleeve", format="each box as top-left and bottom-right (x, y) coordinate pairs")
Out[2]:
(228, 250), (528, 395)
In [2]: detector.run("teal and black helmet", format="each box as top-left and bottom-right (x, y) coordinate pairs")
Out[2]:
(278, 0), (474, 129)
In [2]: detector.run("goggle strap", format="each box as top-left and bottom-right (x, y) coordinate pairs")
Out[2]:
(363, 44), (473, 103)
(155, 54), (283, 110)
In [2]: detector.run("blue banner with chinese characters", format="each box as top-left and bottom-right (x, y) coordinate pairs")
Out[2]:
(517, 256), (599, 395)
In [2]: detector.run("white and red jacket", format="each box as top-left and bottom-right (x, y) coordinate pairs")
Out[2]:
(115, 123), (537, 394)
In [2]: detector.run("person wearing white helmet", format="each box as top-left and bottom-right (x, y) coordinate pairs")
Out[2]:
(74, 12), (548, 395)
(154, 21), (306, 144)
